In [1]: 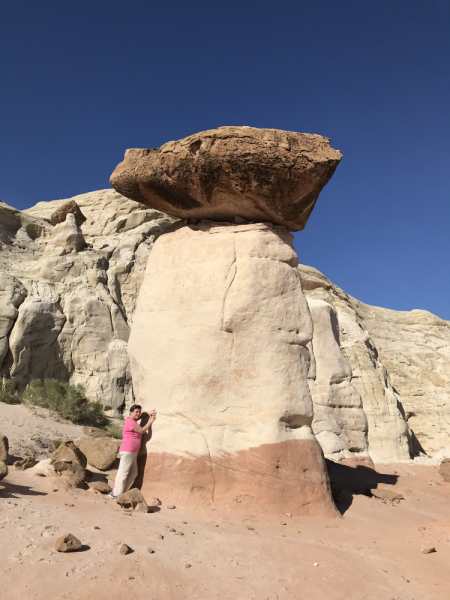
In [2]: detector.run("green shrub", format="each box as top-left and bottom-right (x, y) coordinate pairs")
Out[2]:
(52, 440), (62, 449)
(0, 377), (19, 404)
(22, 379), (108, 425)
(106, 423), (123, 440)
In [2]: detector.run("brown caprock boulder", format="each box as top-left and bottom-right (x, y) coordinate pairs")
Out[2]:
(110, 126), (342, 231)
(51, 200), (87, 227)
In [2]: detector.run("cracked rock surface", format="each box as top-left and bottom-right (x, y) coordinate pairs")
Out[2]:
(110, 126), (342, 231)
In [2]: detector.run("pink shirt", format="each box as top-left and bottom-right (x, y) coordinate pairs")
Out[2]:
(119, 417), (142, 454)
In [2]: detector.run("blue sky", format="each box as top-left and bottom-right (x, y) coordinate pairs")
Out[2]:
(1, 1), (449, 319)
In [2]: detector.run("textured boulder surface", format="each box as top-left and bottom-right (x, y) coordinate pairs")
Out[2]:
(110, 126), (342, 231)
(74, 436), (120, 470)
(129, 220), (337, 516)
(52, 441), (87, 487)
(54, 533), (82, 552)
(116, 488), (149, 513)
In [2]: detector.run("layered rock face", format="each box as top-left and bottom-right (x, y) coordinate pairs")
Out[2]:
(300, 265), (450, 461)
(129, 221), (336, 515)
(110, 126), (342, 231)
(0, 190), (174, 413)
(307, 298), (369, 461)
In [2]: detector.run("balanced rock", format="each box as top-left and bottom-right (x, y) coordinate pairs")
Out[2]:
(128, 220), (337, 516)
(55, 533), (82, 552)
(0, 434), (8, 462)
(51, 200), (87, 227)
(43, 213), (85, 257)
(110, 126), (342, 232)
(74, 437), (120, 471)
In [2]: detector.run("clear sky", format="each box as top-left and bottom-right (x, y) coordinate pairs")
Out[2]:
(1, 1), (449, 319)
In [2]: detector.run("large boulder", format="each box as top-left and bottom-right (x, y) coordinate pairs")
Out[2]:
(128, 220), (337, 516)
(110, 126), (342, 232)
(0, 434), (8, 462)
(74, 437), (120, 471)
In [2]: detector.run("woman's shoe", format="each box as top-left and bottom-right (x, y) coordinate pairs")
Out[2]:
(108, 491), (117, 500)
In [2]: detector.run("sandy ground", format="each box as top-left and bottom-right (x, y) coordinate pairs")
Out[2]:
(1, 403), (450, 600)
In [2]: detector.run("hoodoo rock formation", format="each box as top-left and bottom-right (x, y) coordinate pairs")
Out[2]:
(112, 127), (342, 514)
(110, 126), (342, 232)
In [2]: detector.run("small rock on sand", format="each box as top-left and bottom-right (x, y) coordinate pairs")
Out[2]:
(174, 531), (184, 536)
(55, 533), (82, 552)
(147, 547), (155, 554)
(167, 504), (176, 509)
(155, 533), (164, 539)
(14, 456), (36, 471)
(246, 526), (255, 531)
(119, 544), (132, 555)
(420, 544), (436, 554)
(88, 481), (112, 494)
(185, 563), (191, 568)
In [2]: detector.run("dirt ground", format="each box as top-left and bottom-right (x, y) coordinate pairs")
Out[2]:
(1, 403), (449, 600)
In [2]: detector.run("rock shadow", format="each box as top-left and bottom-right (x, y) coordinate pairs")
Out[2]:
(0, 481), (47, 498)
(326, 459), (398, 515)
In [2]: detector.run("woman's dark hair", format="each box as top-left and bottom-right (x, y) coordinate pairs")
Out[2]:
(129, 404), (142, 413)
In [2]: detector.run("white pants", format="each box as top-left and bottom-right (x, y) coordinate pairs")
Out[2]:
(113, 451), (138, 497)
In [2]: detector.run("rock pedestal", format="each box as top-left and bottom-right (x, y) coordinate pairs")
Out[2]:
(128, 221), (337, 516)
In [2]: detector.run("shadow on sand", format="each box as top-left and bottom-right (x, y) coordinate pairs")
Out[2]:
(326, 459), (399, 515)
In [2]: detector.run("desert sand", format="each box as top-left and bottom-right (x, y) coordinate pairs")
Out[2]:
(1, 403), (449, 600)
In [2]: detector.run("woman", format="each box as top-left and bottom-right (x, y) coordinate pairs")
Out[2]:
(109, 404), (156, 499)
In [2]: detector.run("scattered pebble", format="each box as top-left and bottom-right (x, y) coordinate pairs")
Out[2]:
(182, 521), (188, 524)
(313, 563), (319, 567)
(119, 544), (132, 555)
(286, 513), (292, 517)
(155, 533), (164, 540)
(168, 528), (176, 533)
(280, 521), (287, 525)
(246, 526), (255, 531)
(94, 526), (100, 530)
(184, 563), (191, 569)
(420, 544), (436, 554)
(167, 505), (176, 509)
(174, 531), (184, 536)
